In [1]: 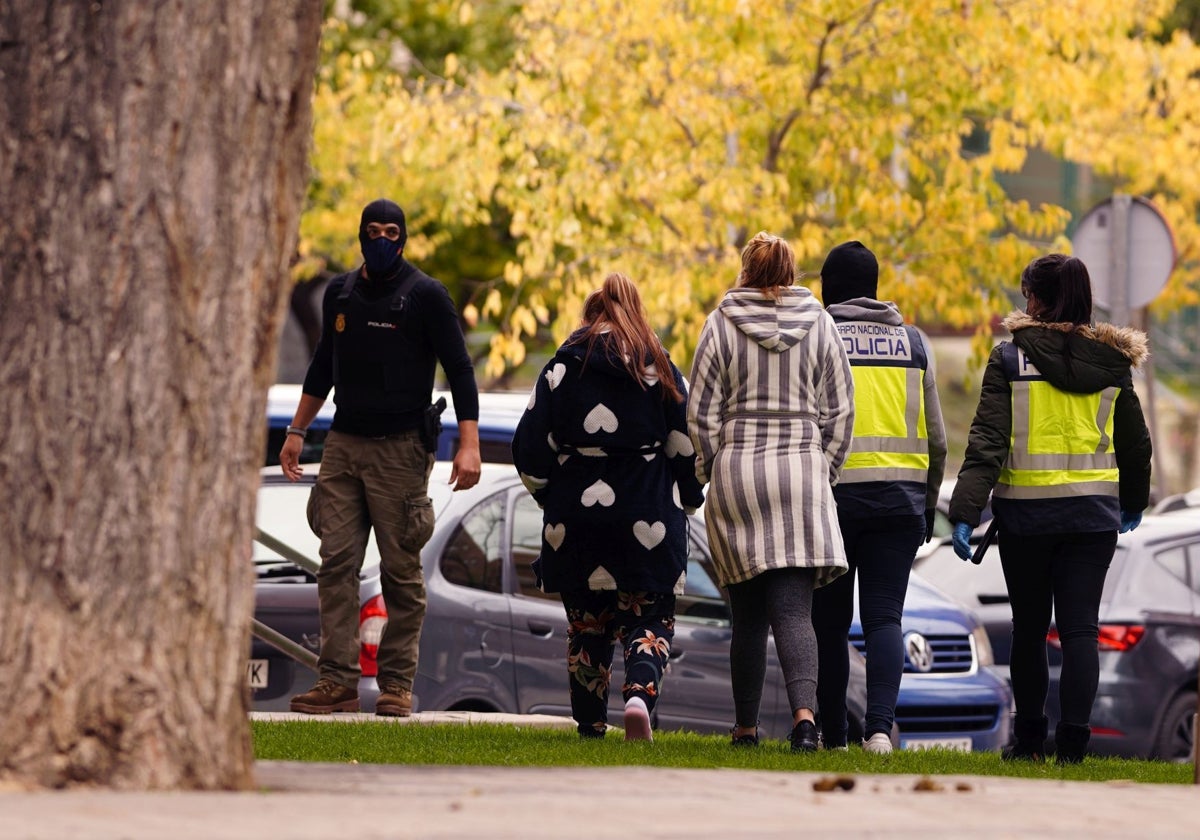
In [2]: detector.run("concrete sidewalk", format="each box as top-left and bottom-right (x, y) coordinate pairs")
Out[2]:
(1, 712), (1197, 839)
(3, 761), (1197, 839)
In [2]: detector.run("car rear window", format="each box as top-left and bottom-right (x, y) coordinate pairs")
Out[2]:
(254, 483), (328, 566)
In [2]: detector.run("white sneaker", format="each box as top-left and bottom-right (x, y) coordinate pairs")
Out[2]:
(623, 697), (653, 742)
(863, 732), (893, 754)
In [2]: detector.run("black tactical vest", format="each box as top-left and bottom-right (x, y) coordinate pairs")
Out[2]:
(329, 262), (431, 414)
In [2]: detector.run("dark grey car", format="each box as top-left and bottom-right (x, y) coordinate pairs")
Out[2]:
(916, 511), (1200, 760)
(251, 461), (872, 740)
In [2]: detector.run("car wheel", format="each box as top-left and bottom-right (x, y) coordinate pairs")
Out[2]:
(1151, 691), (1197, 762)
(447, 700), (501, 713)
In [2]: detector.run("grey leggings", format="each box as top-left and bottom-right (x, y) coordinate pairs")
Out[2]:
(727, 567), (818, 728)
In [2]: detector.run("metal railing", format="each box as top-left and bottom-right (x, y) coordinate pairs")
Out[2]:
(252, 527), (320, 672)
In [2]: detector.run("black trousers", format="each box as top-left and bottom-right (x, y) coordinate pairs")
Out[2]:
(998, 530), (1117, 727)
(813, 514), (923, 744)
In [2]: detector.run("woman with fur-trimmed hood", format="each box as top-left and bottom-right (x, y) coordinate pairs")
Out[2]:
(949, 253), (1152, 765)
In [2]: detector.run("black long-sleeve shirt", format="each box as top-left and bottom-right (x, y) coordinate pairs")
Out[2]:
(302, 263), (479, 437)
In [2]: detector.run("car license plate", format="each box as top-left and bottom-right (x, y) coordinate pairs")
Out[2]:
(901, 736), (972, 752)
(247, 659), (269, 689)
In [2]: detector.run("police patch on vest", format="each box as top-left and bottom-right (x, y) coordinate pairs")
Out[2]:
(335, 313), (346, 333)
(836, 321), (912, 361)
(1015, 349), (1043, 378)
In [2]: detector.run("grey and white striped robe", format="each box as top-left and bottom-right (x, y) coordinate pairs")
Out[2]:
(687, 286), (854, 589)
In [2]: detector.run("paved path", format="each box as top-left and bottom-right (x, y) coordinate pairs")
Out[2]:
(3, 761), (1198, 839)
(1, 713), (1197, 838)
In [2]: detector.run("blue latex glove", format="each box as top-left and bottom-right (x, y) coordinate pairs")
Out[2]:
(1119, 510), (1142, 534)
(952, 522), (973, 561)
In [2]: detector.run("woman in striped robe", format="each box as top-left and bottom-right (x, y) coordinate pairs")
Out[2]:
(687, 231), (855, 751)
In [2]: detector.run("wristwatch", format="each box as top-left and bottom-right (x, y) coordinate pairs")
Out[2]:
(285, 425), (308, 439)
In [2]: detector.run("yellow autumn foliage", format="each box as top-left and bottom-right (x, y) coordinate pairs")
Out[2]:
(304, 0), (1200, 376)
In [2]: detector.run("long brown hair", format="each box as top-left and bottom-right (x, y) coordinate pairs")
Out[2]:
(567, 272), (683, 403)
(738, 231), (796, 299)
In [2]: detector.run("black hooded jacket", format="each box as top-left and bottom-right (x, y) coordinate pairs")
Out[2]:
(950, 311), (1152, 535)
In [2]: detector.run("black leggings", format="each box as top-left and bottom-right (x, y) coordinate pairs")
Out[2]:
(726, 567), (818, 728)
(999, 530), (1116, 727)
(813, 514), (923, 743)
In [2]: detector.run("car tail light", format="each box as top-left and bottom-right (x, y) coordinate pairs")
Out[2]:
(359, 595), (388, 676)
(1046, 625), (1144, 652)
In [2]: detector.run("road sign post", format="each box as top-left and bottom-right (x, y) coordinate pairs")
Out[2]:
(1072, 194), (1175, 324)
(1107, 195), (1131, 329)
(1072, 195), (1194, 777)
(1072, 194), (1176, 504)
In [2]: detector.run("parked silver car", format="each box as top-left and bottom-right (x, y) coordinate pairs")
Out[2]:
(916, 510), (1200, 760)
(251, 461), (872, 740)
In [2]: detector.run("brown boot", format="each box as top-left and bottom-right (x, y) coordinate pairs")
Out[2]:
(290, 678), (359, 714)
(376, 682), (413, 717)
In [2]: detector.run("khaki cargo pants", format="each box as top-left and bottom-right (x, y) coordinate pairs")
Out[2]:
(308, 429), (435, 691)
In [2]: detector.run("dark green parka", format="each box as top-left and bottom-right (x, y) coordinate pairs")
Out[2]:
(949, 312), (1152, 536)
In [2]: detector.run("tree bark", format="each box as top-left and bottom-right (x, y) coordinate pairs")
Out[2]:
(0, 1), (322, 789)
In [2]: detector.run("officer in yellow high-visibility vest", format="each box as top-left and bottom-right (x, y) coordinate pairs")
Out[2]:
(812, 241), (948, 754)
(949, 253), (1152, 764)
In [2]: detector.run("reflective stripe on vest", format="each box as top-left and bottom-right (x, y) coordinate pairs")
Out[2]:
(994, 349), (1119, 500)
(837, 321), (929, 485)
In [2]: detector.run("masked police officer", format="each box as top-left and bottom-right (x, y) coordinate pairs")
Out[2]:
(812, 241), (947, 753)
(281, 198), (481, 716)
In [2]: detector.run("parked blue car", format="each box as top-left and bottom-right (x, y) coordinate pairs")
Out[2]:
(262, 386), (1012, 749)
(264, 384), (527, 466)
(855, 572), (1012, 751)
(687, 516), (1012, 752)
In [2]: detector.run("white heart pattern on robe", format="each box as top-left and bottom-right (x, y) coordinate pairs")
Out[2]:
(583, 403), (619, 434)
(519, 472), (548, 492)
(633, 520), (666, 550)
(526, 384), (537, 411)
(665, 429), (695, 458)
(580, 480), (616, 507)
(587, 565), (616, 589)
(545, 362), (566, 391)
(544, 523), (566, 550)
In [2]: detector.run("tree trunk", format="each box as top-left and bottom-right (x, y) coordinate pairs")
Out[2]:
(0, 1), (322, 789)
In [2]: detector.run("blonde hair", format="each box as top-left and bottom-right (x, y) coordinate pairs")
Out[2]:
(739, 231), (796, 299)
(569, 272), (683, 403)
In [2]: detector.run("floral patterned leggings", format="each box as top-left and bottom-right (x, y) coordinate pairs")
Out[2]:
(560, 589), (676, 738)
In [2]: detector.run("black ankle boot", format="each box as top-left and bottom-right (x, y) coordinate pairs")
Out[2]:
(1055, 722), (1091, 764)
(1002, 715), (1047, 761)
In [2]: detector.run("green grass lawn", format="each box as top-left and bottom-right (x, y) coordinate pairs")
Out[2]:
(252, 720), (1192, 785)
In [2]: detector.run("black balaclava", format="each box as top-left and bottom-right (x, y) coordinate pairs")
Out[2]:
(359, 198), (407, 280)
(820, 240), (879, 306)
